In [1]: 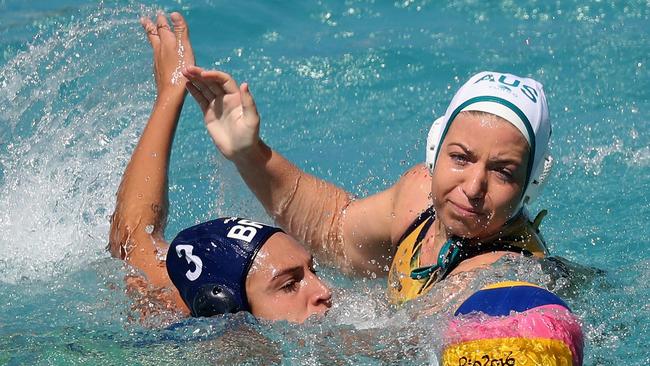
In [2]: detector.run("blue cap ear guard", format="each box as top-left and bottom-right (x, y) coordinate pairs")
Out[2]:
(166, 217), (283, 317)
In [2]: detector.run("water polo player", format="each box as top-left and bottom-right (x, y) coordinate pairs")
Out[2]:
(183, 66), (554, 304)
(167, 217), (331, 322)
(108, 12), (330, 323)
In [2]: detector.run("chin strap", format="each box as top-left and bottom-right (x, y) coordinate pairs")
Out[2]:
(532, 209), (548, 231)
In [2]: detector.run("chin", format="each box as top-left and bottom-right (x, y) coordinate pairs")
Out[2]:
(440, 213), (492, 239)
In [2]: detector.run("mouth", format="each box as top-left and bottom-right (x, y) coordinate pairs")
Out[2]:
(448, 200), (484, 218)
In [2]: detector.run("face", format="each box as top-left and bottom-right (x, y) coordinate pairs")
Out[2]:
(431, 111), (529, 239)
(245, 233), (332, 323)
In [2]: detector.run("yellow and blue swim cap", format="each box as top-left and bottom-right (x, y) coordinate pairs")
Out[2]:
(166, 217), (283, 317)
(443, 281), (584, 366)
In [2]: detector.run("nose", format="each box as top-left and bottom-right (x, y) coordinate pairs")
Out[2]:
(306, 271), (332, 311)
(462, 164), (488, 203)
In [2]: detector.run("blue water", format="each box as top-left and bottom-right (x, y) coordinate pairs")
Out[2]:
(1, 0), (648, 364)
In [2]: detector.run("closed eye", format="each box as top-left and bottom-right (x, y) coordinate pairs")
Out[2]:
(280, 280), (299, 293)
(272, 266), (304, 294)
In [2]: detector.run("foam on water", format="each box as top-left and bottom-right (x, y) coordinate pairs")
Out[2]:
(0, 5), (151, 284)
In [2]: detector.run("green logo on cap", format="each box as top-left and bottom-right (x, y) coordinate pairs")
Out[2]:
(474, 73), (539, 103)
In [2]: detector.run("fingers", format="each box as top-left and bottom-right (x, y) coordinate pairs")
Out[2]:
(183, 66), (249, 119)
(200, 70), (240, 95)
(183, 66), (235, 99)
(240, 83), (259, 120)
(170, 12), (194, 65)
(170, 12), (188, 38)
(183, 65), (207, 81)
(140, 17), (160, 50)
(183, 66), (216, 101)
(186, 82), (209, 112)
(170, 12), (190, 46)
(155, 12), (174, 43)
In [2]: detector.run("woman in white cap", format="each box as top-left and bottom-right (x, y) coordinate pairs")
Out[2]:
(183, 67), (553, 305)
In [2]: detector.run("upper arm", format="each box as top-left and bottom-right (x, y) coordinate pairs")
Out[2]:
(109, 201), (190, 315)
(339, 164), (432, 275)
(340, 184), (398, 273)
(108, 204), (170, 289)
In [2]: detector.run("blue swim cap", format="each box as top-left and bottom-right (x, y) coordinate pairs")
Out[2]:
(166, 217), (283, 317)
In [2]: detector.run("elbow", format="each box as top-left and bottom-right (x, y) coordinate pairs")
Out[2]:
(107, 210), (134, 260)
(107, 200), (167, 260)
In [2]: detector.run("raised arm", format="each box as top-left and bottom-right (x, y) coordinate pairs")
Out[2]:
(108, 12), (194, 314)
(182, 68), (396, 275)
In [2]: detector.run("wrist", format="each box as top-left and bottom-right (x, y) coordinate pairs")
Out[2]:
(231, 138), (270, 166)
(155, 89), (186, 107)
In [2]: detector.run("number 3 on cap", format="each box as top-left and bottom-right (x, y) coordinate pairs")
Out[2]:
(175, 245), (203, 281)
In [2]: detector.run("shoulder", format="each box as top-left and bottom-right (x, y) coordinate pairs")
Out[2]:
(390, 164), (433, 243)
(394, 164), (431, 189)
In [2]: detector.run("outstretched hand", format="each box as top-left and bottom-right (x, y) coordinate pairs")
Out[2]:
(141, 12), (195, 98)
(182, 66), (261, 160)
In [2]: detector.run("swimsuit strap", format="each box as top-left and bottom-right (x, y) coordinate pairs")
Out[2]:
(409, 237), (460, 284)
(396, 205), (436, 245)
(407, 213), (437, 270)
(396, 206), (546, 298)
(410, 236), (535, 286)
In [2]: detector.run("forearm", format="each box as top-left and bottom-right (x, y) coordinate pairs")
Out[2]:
(109, 93), (184, 260)
(232, 140), (354, 270)
(182, 66), (393, 273)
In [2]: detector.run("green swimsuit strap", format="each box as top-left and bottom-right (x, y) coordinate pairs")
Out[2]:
(410, 237), (461, 282)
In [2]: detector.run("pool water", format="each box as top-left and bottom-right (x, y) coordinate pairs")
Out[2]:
(1, 0), (648, 364)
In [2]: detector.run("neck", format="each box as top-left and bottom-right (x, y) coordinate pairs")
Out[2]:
(468, 211), (528, 245)
(417, 218), (453, 267)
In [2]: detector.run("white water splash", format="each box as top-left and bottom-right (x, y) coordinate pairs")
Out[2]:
(561, 134), (650, 176)
(0, 5), (154, 284)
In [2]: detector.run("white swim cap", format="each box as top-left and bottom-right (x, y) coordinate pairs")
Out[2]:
(426, 71), (553, 211)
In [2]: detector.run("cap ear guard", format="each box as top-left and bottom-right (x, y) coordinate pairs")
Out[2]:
(191, 284), (240, 317)
(520, 154), (553, 206)
(426, 116), (446, 173)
